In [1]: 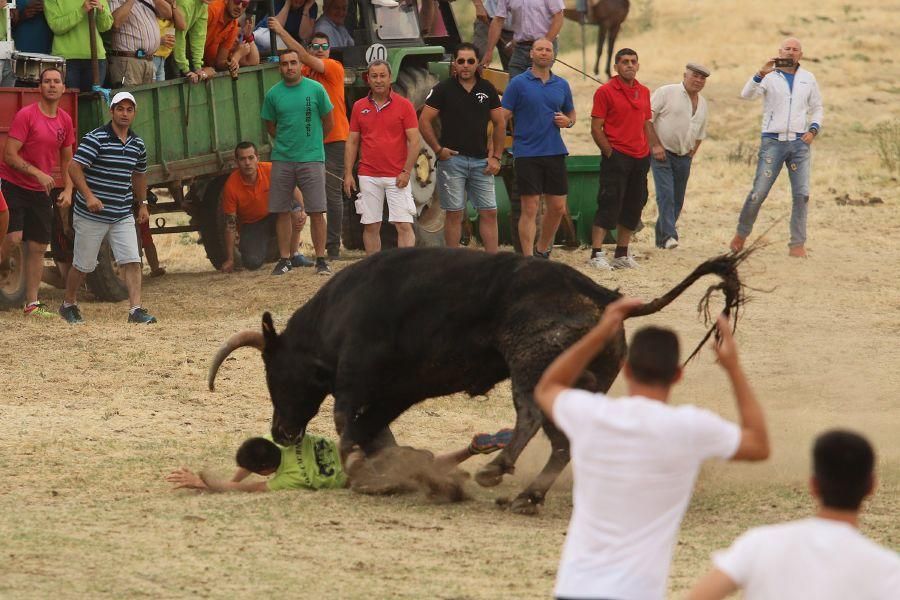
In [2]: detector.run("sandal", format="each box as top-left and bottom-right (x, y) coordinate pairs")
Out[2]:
(468, 428), (514, 455)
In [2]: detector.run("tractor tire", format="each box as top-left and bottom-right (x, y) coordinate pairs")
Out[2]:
(0, 242), (26, 309)
(86, 240), (129, 302)
(196, 175), (231, 270)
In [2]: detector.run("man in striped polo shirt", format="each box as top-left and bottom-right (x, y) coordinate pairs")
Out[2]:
(60, 92), (157, 325)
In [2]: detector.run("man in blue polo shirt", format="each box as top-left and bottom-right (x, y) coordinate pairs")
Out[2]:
(60, 92), (157, 325)
(500, 38), (575, 258)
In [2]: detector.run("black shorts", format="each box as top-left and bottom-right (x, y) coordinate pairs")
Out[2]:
(594, 150), (650, 231)
(515, 155), (568, 197)
(2, 179), (52, 244)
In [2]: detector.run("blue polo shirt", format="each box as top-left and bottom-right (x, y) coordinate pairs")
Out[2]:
(501, 68), (574, 158)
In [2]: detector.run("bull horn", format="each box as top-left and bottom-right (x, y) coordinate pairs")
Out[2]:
(208, 330), (265, 391)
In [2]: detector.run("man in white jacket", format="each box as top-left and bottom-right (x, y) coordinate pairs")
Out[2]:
(730, 38), (823, 257)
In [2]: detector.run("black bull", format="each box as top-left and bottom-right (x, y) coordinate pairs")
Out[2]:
(209, 248), (747, 513)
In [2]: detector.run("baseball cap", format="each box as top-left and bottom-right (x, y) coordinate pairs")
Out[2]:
(110, 91), (137, 107)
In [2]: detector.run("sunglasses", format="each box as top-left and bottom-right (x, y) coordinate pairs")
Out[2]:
(310, 43), (330, 50)
(455, 58), (477, 65)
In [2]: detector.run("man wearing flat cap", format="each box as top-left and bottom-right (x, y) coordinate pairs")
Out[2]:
(646, 62), (709, 249)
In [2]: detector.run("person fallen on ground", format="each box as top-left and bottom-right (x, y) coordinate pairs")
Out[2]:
(0, 67), (75, 319)
(343, 60), (419, 255)
(203, 0), (259, 76)
(534, 298), (770, 600)
(267, 22), (349, 260)
(61, 92), (158, 325)
(220, 141), (312, 273)
(730, 37), (823, 258)
(166, 428), (515, 492)
(688, 429), (900, 600)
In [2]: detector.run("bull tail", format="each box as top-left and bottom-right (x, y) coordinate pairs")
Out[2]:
(626, 248), (756, 364)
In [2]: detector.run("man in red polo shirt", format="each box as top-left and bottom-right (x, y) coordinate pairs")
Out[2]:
(589, 47), (652, 271)
(343, 60), (420, 255)
(204, 0), (259, 75)
(220, 141), (311, 272)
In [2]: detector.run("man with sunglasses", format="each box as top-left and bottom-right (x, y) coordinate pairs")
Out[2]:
(420, 43), (505, 253)
(204, 0), (259, 74)
(270, 20), (349, 259)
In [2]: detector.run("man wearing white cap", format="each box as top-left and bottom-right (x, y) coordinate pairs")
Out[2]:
(646, 62), (710, 249)
(61, 92), (157, 325)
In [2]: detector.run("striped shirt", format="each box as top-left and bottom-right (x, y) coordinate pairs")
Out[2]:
(73, 123), (148, 223)
(108, 0), (161, 55)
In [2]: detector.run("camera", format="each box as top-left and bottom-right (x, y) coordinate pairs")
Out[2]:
(774, 58), (794, 68)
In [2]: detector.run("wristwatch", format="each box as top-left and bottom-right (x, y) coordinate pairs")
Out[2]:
(566, 119), (575, 128)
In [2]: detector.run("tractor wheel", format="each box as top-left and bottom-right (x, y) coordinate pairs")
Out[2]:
(86, 240), (129, 302)
(0, 242), (26, 309)
(196, 176), (231, 270)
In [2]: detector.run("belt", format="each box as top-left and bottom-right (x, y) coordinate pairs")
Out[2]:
(517, 40), (535, 46)
(109, 50), (154, 61)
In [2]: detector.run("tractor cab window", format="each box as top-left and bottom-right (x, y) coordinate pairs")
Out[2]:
(374, 2), (421, 40)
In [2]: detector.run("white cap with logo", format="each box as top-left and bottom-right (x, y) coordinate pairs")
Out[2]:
(110, 91), (137, 107)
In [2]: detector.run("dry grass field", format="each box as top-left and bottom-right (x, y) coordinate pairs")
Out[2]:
(2, 0), (899, 597)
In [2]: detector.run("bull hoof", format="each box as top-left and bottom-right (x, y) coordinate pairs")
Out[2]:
(510, 495), (541, 516)
(474, 465), (505, 488)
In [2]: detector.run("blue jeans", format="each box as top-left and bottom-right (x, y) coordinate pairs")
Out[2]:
(436, 155), (497, 211)
(737, 137), (811, 247)
(651, 151), (692, 247)
(152, 56), (166, 81)
(65, 59), (108, 91)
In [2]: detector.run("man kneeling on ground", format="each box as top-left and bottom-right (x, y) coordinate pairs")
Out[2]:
(221, 141), (312, 273)
(166, 428), (514, 492)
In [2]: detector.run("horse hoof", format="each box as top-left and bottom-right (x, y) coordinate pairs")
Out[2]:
(474, 466), (504, 488)
(510, 495), (541, 516)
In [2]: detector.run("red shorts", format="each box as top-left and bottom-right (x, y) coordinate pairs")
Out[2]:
(0, 189), (7, 212)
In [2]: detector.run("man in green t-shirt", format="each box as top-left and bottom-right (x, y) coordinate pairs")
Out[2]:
(166, 429), (513, 493)
(261, 49), (334, 277)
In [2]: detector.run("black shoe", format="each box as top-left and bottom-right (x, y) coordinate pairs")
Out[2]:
(128, 307), (157, 324)
(315, 260), (332, 276)
(534, 247), (552, 259)
(291, 253), (315, 268)
(59, 304), (85, 324)
(271, 258), (292, 275)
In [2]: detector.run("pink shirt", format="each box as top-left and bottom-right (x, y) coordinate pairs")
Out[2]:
(0, 103), (76, 192)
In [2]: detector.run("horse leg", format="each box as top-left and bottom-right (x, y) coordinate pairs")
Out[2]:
(509, 419), (571, 515)
(605, 23), (621, 79)
(594, 23), (607, 75)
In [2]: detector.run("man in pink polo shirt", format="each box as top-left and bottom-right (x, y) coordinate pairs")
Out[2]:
(343, 60), (420, 254)
(0, 67), (76, 318)
(589, 47), (652, 271)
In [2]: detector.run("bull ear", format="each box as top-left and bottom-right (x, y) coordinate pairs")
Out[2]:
(262, 312), (279, 349)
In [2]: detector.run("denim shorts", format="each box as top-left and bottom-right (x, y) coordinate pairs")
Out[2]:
(73, 213), (141, 273)
(436, 155), (497, 211)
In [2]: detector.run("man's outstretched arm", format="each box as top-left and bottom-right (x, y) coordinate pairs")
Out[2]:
(166, 467), (268, 492)
(534, 297), (644, 422)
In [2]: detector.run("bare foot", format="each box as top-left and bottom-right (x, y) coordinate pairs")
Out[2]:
(729, 234), (745, 253)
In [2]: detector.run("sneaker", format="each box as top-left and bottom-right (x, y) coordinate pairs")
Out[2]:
(468, 428), (514, 455)
(271, 258), (292, 275)
(372, 0), (399, 6)
(664, 237), (679, 250)
(128, 307), (158, 324)
(24, 302), (57, 318)
(533, 247), (551, 259)
(59, 304), (85, 324)
(290, 254), (315, 268)
(588, 252), (613, 271)
(315, 260), (332, 276)
(729, 234), (745, 253)
(611, 254), (639, 269)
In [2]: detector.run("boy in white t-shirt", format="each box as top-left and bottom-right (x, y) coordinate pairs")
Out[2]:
(534, 298), (770, 600)
(689, 429), (900, 600)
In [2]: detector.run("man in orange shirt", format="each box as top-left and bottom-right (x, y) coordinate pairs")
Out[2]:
(204, 0), (259, 74)
(221, 142), (312, 272)
(269, 19), (348, 258)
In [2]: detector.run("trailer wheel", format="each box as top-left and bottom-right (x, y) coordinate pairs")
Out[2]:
(0, 243), (26, 309)
(197, 176), (231, 270)
(86, 240), (129, 302)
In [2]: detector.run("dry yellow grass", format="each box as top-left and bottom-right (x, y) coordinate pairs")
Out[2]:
(2, 0), (899, 597)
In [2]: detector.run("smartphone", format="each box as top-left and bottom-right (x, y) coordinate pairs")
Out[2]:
(774, 58), (794, 68)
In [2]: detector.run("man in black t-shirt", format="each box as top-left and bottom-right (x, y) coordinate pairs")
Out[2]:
(420, 43), (506, 253)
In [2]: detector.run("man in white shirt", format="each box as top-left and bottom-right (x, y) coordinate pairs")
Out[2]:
(646, 62), (709, 250)
(534, 299), (770, 600)
(688, 429), (900, 600)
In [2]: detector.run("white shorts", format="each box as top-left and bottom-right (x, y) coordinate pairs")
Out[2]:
(356, 176), (416, 225)
(73, 212), (141, 273)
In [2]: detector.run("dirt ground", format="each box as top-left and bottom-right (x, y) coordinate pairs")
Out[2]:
(2, 0), (898, 597)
